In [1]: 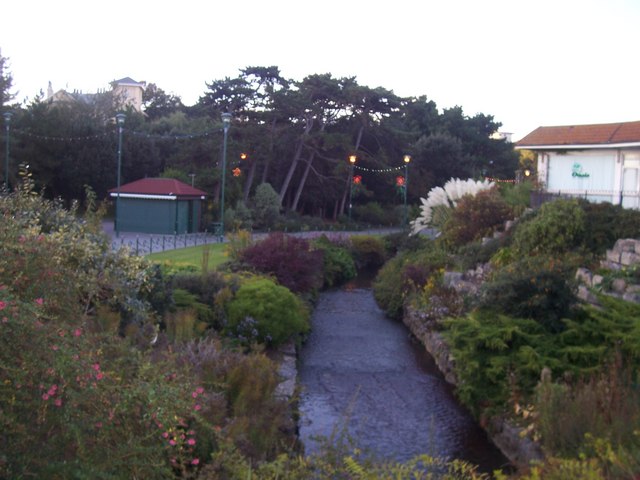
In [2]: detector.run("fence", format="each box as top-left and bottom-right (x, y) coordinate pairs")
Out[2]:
(111, 232), (221, 255)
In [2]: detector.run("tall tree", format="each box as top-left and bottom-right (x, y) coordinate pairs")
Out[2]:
(0, 49), (15, 107)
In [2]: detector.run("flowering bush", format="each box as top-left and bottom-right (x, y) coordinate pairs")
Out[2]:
(410, 177), (495, 235)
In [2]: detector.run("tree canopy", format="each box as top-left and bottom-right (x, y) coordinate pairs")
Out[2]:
(3, 61), (518, 219)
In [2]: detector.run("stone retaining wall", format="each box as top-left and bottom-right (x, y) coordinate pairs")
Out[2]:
(576, 238), (640, 305)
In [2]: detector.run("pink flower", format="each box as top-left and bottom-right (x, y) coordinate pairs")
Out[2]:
(92, 363), (101, 371)
(162, 432), (169, 439)
(196, 386), (204, 394)
(54, 398), (62, 407)
(51, 345), (59, 351)
(194, 404), (201, 411)
(191, 391), (198, 398)
(95, 422), (103, 429)
(169, 439), (176, 446)
(187, 438), (196, 446)
(191, 458), (200, 466)
(73, 328), (82, 337)
(96, 372), (104, 380)
(35, 298), (44, 305)
(42, 393), (49, 401)
(0, 301), (6, 310)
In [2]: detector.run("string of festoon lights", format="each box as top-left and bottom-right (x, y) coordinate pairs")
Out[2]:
(11, 128), (221, 143)
(484, 176), (517, 184)
(13, 129), (111, 142)
(353, 164), (406, 173)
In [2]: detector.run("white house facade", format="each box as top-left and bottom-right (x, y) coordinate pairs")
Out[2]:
(516, 121), (640, 209)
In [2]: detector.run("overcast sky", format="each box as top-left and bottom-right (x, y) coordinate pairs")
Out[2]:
(2, 0), (639, 141)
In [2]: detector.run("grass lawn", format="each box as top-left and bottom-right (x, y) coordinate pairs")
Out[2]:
(146, 243), (228, 273)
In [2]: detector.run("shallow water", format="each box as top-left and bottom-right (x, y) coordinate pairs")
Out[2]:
(297, 284), (510, 472)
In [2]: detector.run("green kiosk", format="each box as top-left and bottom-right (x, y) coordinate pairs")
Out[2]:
(109, 178), (207, 234)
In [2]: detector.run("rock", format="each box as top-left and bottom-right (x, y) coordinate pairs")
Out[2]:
(592, 274), (604, 287)
(623, 292), (640, 303)
(612, 278), (628, 293)
(488, 417), (545, 470)
(577, 285), (599, 305)
(575, 267), (592, 285)
(614, 239), (637, 253)
(443, 271), (464, 288)
(620, 251), (640, 266)
(606, 249), (621, 264)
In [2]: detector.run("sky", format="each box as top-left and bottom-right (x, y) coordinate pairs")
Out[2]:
(2, 0), (639, 141)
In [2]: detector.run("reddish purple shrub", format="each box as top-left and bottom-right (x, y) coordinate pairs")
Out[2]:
(239, 233), (323, 294)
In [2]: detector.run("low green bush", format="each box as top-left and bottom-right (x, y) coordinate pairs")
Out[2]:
(478, 254), (579, 333)
(512, 198), (586, 257)
(373, 247), (449, 320)
(225, 277), (310, 347)
(312, 235), (357, 288)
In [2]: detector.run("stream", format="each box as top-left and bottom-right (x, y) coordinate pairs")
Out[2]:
(297, 279), (510, 473)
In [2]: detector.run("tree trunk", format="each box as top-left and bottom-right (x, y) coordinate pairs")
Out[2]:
(278, 116), (314, 206)
(243, 158), (256, 202)
(291, 150), (315, 212)
(339, 125), (365, 216)
(261, 117), (277, 184)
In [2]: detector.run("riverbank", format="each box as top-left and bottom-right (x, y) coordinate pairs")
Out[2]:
(402, 305), (545, 470)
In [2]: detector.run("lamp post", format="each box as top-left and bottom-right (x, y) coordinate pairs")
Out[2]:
(348, 154), (357, 221)
(219, 112), (232, 240)
(115, 113), (126, 238)
(3, 112), (12, 190)
(403, 154), (411, 228)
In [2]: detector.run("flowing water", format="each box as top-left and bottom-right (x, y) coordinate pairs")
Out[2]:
(297, 280), (510, 473)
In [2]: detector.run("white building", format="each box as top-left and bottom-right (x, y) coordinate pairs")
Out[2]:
(516, 120), (640, 208)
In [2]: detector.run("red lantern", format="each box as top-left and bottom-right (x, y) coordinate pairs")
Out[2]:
(396, 175), (405, 187)
(232, 167), (242, 177)
(353, 175), (362, 184)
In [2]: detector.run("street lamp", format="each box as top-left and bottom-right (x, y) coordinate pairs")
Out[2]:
(219, 112), (232, 240)
(3, 112), (12, 190)
(115, 113), (126, 238)
(348, 154), (357, 221)
(403, 154), (411, 228)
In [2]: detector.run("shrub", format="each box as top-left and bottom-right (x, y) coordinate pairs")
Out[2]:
(312, 235), (357, 288)
(240, 233), (323, 294)
(251, 183), (281, 230)
(535, 362), (640, 459)
(478, 254), (578, 333)
(373, 247), (449, 320)
(512, 198), (586, 257)
(497, 181), (534, 216)
(353, 201), (392, 225)
(580, 200), (640, 256)
(441, 189), (513, 247)
(225, 277), (310, 347)
(443, 310), (558, 417)
(349, 235), (387, 269)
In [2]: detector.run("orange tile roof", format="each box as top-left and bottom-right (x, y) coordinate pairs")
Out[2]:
(517, 120), (640, 147)
(108, 178), (207, 197)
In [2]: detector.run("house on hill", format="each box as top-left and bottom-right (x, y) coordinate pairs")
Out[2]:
(516, 120), (640, 208)
(46, 77), (146, 113)
(108, 178), (207, 234)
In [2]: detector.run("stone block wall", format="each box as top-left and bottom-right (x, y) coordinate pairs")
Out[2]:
(576, 238), (640, 305)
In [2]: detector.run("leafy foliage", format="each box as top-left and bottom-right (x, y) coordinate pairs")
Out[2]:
(251, 183), (281, 230)
(240, 232), (323, 294)
(312, 235), (357, 288)
(512, 199), (586, 257)
(478, 255), (578, 333)
(225, 276), (310, 347)
(349, 235), (387, 269)
(441, 189), (513, 247)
